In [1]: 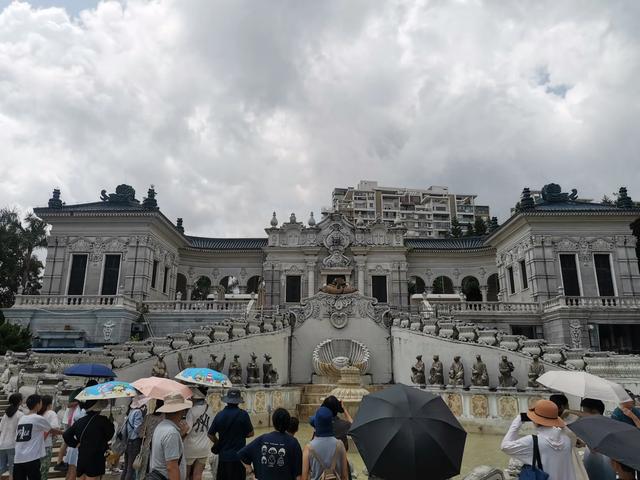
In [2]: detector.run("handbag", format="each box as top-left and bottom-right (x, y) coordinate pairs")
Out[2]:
(112, 415), (132, 455)
(211, 409), (242, 455)
(519, 435), (550, 480)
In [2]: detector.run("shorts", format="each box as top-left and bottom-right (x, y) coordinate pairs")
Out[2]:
(0, 448), (15, 475)
(65, 447), (78, 466)
(186, 457), (208, 467)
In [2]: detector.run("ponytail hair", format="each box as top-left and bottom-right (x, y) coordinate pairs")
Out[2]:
(6, 393), (23, 418)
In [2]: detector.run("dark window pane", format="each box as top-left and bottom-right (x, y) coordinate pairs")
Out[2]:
(372, 275), (387, 303)
(487, 274), (499, 301)
(68, 254), (88, 295)
(507, 267), (516, 294)
(151, 260), (159, 289)
(598, 324), (640, 354)
(163, 267), (170, 293)
(519, 260), (528, 289)
(594, 254), (615, 296)
(101, 254), (121, 295)
(326, 274), (346, 285)
(560, 254), (581, 296)
(286, 275), (301, 303)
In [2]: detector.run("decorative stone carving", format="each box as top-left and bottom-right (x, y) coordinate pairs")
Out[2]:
(522, 339), (544, 357)
(231, 320), (248, 338)
(151, 355), (168, 378)
(102, 321), (115, 342)
(168, 333), (190, 350)
(189, 329), (211, 345)
(312, 338), (370, 378)
(213, 323), (231, 342)
(471, 395), (489, 418)
(458, 325), (478, 342)
(208, 354), (226, 372)
(262, 354), (278, 385)
(569, 320), (583, 348)
(321, 224), (352, 268)
(446, 393), (463, 416)
(499, 335), (521, 351)
(498, 396), (519, 419)
(498, 356), (518, 388)
(246, 353), (260, 384)
(228, 355), (243, 385)
(542, 344), (565, 364)
(477, 329), (498, 346)
(448, 356), (465, 387)
(422, 319), (439, 336)
(527, 355), (545, 388)
(246, 318), (262, 335)
(471, 355), (489, 387)
(254, 391), (267, 413)
(410, 355), (426, 385)
(429, 355), (444, 386)
(528, 396), (544, 409)
(564, 349), (586, 370)
(438, 321), (458, 339)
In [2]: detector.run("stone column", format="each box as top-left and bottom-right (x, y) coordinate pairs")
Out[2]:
(356, 257), (367, 294)
(306, 260), (315, 295)
(186, 284), (193, 300)
(480, 285), (488, 302)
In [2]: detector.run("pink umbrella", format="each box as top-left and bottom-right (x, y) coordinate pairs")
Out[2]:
(131, 377), (192, 400)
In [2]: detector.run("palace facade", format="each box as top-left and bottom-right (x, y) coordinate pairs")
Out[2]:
(4, 183), (640, 354)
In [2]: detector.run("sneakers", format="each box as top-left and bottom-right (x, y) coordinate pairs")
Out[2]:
(53, 462), (68, 472)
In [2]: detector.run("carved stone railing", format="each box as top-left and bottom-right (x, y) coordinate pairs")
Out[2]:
(434, 302), (541, 315)
(144, 299), (250, 312)
(543, 296), (640, 311)
(12, 294), (137, 309)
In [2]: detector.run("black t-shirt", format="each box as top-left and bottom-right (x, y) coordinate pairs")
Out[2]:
(238, 431), (302, 480)
(208, 406), (253, 462)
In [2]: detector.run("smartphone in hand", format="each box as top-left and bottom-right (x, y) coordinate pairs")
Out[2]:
(520, 412), (532, 422)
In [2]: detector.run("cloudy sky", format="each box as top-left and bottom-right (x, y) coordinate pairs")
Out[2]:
(1, 0), (639, 237)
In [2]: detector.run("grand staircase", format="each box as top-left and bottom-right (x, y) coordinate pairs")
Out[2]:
(296, 383), (385, 419)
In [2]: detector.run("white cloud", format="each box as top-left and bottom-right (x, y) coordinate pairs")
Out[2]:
(0, 0), (639, 236)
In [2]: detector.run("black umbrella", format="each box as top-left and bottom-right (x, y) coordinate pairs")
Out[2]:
(348, 383), (467, 480)
(568, 415), (640, 471)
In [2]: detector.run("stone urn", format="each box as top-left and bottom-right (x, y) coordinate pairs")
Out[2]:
(231, 320), (248, 338)
(190, 330), (211, 345)
(246, 319), (262, 335)
(500, 335), (521, 351)
(151, 338), (172, 356)
(542, 344), (565, 364)
(438, 321), (458, 340)
(422, 319), (439, 336)
(262, 317), (275, 332)
(213, 323), (231, 342)
(131, 346), (152, 362)
(522, 339), (544, 357)
(457, 325), (478, 343)
(168, 333), (190, 350)
(564, 349), (586, 371)
(477, 329), (498, 346)
(273, 313), (285, 330)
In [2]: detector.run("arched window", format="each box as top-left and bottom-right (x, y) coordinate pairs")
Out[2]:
(487, 273), (499, 301)
(432, 276), (454, 294)
(191, 276), (211, 300)
(220, 276), (231, 293)
(175, 273), (187, 300)
(408, 276), (425, 304)
(461, 276), (482, 301)
(246, 275), (261, 294)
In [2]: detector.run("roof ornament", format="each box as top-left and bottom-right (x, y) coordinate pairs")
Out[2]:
(142, 185), (158, 209)
(520, 188), (535, 210)
(270, 212), (278, 227)
(617, 187), (634, 209)
(289, 212), (297, 224)
(100, 184), (139, 204)
(176, 218), (184, 233)
(308, 212), (316, 227)
(48, 188), (63, 209)
(540, 183), (578, 203)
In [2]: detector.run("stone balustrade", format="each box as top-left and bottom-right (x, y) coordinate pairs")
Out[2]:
(12, 294), (137, 309)
(434, 302), (541, 315)
(542, 295), (640, 311)
(144, 299), (250, 312)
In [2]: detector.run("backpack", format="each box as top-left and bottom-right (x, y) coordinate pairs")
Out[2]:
(309, 444), (342, 480)
(519, 435), (550, 480)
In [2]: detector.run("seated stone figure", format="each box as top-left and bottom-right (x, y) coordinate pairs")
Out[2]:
(448, 356), (465, 387)
(319, 277), (357, 295)
(410, 355), (426, 385)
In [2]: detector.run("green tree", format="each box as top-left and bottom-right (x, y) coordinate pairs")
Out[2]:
(473, 217), (488, 236)
(450, 216), (462, 238)
(20, 213), (48, 291)
(0, 311), (31, 354)
(464, 224), (475, 236)
(601, 195), (615, 206)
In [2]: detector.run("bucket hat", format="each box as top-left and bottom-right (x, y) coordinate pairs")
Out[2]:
(526, 399), (566, 428)
(157, 392), (193, 413)
(221, 389), (244, 404)
(310, 406), (334, 437)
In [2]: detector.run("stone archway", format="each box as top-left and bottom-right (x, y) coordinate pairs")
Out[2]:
(408, 275), (426, 304)
(191, 275), (212, 300)
(246, 275), (261, 294)
(175, 273), (187, 300)
(461, 276), (482, 301)
(432, 276), (454, 294)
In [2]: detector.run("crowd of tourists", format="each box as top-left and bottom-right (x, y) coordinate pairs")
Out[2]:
(0, 381), (638, 480)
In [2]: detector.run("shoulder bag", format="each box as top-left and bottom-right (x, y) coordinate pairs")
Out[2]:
(210, 409), (242, 455)
(518, 435), (550, 480)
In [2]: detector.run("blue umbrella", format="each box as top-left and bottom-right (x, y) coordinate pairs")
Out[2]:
(63, 363), (116, 378)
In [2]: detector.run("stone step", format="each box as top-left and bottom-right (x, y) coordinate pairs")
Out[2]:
(296, 403), (321, 419)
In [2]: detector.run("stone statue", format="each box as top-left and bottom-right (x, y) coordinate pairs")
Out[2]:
(471, 355), (489, 387)
(428, 355), (444, 386)
(208, 354), (226, 372)
(151, 355), (168, 378)
(448, 356), (465, 387)
(319, 277), (357, 295)
(228, 355), (243, 385)
(528, 355), (545, 388)
(262, 354), (278, 385)
(185, 354), (196, 369)
(498, 355), (518, 388)
(247, 353), (260, 384)
(410, 355), (426, 385)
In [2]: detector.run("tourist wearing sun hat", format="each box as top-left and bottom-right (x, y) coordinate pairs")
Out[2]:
(150, 392), (193, 480)
(120, 395), (149, 480)
(302, 406), (348, 480)
(501, 399), (576, 480)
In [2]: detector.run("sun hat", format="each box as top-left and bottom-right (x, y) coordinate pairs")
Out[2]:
(221, 389), (244, 404)
(310, 406), (334, 437)
(86, 399), (109, 412)
(527, 399), (566, 428)
(157, 392), (193, 413)
(131, 395), (150, 409)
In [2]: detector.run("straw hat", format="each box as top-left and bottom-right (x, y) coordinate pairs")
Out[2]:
(526, 399), (566, 428)
(157, 392), (193, 413)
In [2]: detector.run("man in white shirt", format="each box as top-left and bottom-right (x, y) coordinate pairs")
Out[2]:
(39, 395), (61, 480)
(183, 388), (213, 480)
(501, 399), (575, 480)
(13, 394), (62, 480)
(150, 393), (193, 480)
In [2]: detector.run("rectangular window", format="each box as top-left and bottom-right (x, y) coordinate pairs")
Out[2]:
(594, 254), (615, 296)
(100, 254), (121, 295)
(507, 266), (516, 294)
(560, 254), (581, 296)
(151, 260), (159, 289)
(67, 254), (88, 295)
(285, 275), (301, 303)
(163, 267), (170, 293)
(519, 260), (528, 290)
(372, 275), (388, 303)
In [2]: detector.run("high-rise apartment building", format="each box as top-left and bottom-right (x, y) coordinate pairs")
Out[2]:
(331, 180), (491, 238)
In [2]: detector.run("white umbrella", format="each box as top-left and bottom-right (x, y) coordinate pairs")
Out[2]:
(537, 371), (631, 403)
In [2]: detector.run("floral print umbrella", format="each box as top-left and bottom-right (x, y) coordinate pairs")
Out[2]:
(75, 381), (139, 400)
(175, 368), (232, 388)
